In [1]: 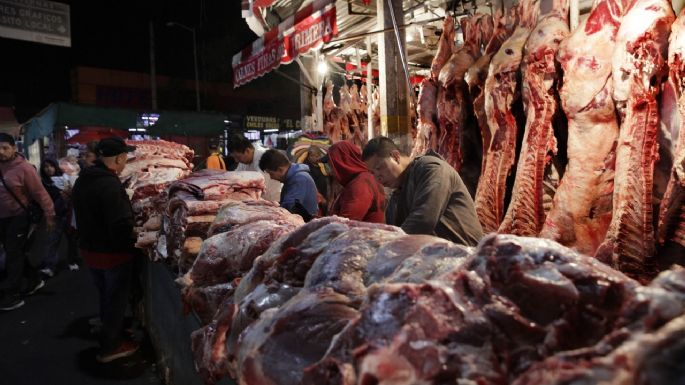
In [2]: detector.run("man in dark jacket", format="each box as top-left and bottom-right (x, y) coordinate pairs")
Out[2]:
(72, 136), (139, 363)
(362, 137), (483, 246)
(259, 149), (318, 221)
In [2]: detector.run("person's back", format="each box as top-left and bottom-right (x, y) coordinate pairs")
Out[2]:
(206, 144), (226, 170)
(259, 149), (318, 220)
(327, 141), (385, 223)
(72, 160), (135, 261)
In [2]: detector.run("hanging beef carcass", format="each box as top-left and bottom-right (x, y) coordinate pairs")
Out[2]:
(466, 10), (514, 175)
(459, 14), (497, 196)
(474, 0), (540, 233)
(594, 0), (674, 281)
(499, 0), (570, 236)
(370, 86), (381, 138)
(349, 83), (368, 145)
(436, 16), (479, 172)
(540, 0), (637, 255)
(324, 80), (347, 143)
(410, 78), (439, 157)
(411, 15), (456, 158)
(431, 15), (456, 81)
(658, 8), (685, 266)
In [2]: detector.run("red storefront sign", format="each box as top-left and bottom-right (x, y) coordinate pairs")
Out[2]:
(233, 0), (337, 88)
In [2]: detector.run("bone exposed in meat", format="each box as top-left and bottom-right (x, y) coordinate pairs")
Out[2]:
(540, 0), (634, 255)
(595, 0), (674, 281)
(499, 0), (570, 236)
(474, 0), (540, 233)
(658, 8), (685, 265)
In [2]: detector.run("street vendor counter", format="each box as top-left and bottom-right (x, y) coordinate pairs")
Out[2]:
(141, 258), (233, 385)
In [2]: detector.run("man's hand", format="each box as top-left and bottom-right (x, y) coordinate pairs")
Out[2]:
(45, 216), (56, 232)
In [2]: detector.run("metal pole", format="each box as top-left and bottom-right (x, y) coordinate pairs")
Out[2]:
(192, 28), (201, 111)
(385, 0), (415, 105)
(149, 21), (158, 110)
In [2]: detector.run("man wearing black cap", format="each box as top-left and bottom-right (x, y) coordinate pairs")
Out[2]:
(72, 137), (139, 363)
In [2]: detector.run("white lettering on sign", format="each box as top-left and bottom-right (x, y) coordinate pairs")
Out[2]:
(0, 0), (70, 46)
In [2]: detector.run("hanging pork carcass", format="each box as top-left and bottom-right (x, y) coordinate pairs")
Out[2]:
(540, 0), (635, 255)
(473, 0), (540, 233)
(498, 0), (570, 236)
(658, 8), (685, 267)
(594, 0), (675, 281)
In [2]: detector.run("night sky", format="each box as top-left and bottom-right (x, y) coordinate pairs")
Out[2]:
(0, 0), (302, 121)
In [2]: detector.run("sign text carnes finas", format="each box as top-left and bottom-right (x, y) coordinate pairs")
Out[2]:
(233, 3), (337, 87)
(0, 0), (70, 47)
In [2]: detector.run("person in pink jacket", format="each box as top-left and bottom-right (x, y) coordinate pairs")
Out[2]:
(0, 133), (55, 311)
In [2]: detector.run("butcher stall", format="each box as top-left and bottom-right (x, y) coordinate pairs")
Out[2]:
(118, 0), (685, 384)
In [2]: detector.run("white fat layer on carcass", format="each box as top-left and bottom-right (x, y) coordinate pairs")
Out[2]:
(156, 234), (168, 260)
(612, 0), (674, 108)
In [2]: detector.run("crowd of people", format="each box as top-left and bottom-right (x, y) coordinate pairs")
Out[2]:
(222, 132), (483, 247)
(0, 130), (483, 365)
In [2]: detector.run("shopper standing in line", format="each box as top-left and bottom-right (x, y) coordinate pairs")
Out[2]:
(324, 141), (385, 223)
(259, 149), (319, 221)
(0, 133), (54, 311)
(228, 133), (282, 202)
(72, 137), (139, 363)
(205, 143), (226, 170)
(362, 136), (483, 246)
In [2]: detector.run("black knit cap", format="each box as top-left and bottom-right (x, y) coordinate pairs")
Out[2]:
(97, 137), (136, 157)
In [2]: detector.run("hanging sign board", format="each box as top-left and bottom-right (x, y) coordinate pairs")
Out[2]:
(233, 0), (337, 88)
(0, 0), (70, 47)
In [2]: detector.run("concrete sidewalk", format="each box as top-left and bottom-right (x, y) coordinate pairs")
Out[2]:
(0, 225), (161, 385)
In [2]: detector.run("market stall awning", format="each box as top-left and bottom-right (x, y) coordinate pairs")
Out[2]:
(22, 102), (229, 144)
(23, 102), (140, 145)
(232, 0), (338, 88)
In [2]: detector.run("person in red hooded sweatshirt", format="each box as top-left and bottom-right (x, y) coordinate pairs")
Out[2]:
(324, 141), (385, 223)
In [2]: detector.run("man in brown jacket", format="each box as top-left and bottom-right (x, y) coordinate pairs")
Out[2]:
(362, 136), (483, 247)
(0, 133), (55, 311)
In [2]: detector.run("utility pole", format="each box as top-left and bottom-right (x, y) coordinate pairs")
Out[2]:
(167, 22), (201, 111)
(149, 21), (158, 110)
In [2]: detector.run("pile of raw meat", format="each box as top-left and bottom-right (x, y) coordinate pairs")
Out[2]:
(324, 79), (373, 147)
(123, 139), (195, 202)
(134, 169), (277, 271)
(184, 214), (685, 385)
(414, 0), (685, 282)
